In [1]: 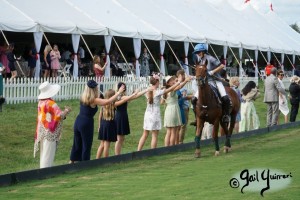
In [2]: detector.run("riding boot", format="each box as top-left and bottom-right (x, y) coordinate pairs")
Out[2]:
(190, 97), (198, 126)
(221, 95), (231, 123)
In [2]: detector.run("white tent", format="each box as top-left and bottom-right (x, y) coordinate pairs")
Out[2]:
(1, 0), (300, 77)
(1, 0), (299, 53)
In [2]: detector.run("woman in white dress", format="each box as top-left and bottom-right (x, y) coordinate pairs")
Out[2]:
(137, 73), (182, 151)
(277, 70), (289, 123)
(239, 81), (260, 132)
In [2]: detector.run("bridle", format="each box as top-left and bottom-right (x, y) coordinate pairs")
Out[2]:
(196, 65), (207, 87)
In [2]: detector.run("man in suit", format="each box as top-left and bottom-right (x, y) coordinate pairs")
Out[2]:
(264, 67), (286, 127)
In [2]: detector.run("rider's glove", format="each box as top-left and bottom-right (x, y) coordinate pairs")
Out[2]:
(208, 71), (214, 76)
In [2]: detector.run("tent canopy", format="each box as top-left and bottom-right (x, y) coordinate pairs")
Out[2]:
(0, 0), (299, 55)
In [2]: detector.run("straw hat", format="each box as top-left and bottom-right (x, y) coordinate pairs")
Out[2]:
(38, 81), (61, 100)
(165, 75), (173, 84)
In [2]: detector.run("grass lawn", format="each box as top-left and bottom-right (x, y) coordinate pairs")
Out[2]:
(0, 127), (299, 199)
(0, 80), (299, 175)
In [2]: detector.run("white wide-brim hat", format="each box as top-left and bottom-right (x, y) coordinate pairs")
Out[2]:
(38, 81), (61, 100)
(165, 75), (173, 84)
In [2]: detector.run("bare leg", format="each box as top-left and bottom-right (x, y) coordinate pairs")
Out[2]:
(234, 122), (239, 133)
(115, 135), (125, 155)
(164, 128), (171, 147)
(137, 130), (149, 151)
(10, 70), (17, 81)
(103, 141), (110, 157)
(52, 69), (58, 78)
(170, 127), (177, 146)
(44, 70), (50, 78)
(151, 131), (159, 149)
(96, 141), (104, 159)
(284, 115), (288, 123)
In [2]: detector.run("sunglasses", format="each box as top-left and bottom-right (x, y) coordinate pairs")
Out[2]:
(279, 74), (284, 76)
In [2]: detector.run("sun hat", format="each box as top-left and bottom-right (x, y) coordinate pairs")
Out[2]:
(38, 81), (61, 100)
(165, 75), (173, 83)
(87, 80), (98, 88)
(192, 43), (208, 54)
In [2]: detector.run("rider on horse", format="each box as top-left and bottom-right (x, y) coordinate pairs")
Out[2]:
(192, 43), (231, 123)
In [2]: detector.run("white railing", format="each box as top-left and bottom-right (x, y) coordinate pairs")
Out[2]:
(3, 76), (153, 104)
(4, 76), (288, 105)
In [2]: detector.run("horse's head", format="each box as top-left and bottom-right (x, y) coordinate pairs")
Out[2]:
(195, 59), (208, 86)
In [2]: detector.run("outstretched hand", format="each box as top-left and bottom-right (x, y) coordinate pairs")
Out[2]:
(118, 85), (125, 94)
(64, 106), (72, 114)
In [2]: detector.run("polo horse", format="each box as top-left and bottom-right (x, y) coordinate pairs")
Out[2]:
(194, 61), (240, 157)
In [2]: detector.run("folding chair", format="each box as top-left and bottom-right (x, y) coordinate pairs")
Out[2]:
(58, 64), (72, 77)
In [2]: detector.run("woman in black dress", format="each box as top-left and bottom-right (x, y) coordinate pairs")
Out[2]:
(114, 82), (152, 155)
(6, 43), (21, 81)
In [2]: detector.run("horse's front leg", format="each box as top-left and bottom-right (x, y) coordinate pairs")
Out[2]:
(213, 120), (220, 156)
(194, 118), (204, 158)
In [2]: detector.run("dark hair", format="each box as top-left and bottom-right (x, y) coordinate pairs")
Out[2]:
(148, 77), (159, 104)
(241, 81), (256, 96)
(8, 43), (15, 49)
(117, 82), (126, 91)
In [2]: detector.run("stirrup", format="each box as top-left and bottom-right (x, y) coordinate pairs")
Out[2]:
(222, 115), (230, 123)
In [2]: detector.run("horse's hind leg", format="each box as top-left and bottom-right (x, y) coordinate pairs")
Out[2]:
(220, 120), (232, 153)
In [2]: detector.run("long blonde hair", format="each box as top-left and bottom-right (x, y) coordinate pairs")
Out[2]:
(229, 77), (239, 87)
(103, 89), (115, 120)
(44, 44), (51, 53)
(80, 85), (99, 106)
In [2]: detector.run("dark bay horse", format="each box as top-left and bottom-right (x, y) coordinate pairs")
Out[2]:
(194, 61), (240, 157)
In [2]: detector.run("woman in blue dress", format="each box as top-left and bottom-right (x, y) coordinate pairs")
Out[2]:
(69, 80), (125, 163)
(96, 89), (118, 158)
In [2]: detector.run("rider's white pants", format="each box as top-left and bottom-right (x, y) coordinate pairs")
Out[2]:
(193, 80), (227, 98)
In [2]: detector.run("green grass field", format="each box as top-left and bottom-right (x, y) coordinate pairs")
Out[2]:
(0, 80), (300, 199)
(0, 80), (298, 175)
(0, 127), (299, 199)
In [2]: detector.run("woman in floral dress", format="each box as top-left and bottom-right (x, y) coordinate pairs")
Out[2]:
(34, 81), (71, 168)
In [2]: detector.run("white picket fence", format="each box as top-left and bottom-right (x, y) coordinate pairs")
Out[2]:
(3, 76), (290, 105)
(3, 76), (153, 104)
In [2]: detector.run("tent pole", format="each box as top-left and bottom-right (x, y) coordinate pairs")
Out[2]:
(228, 46), (241, 67)
(229, 46), (244, 77)
(259, 50), (268, 63)
(244, 49), (264, 80)
(271, 52), (282, 70)
(1, 30), (26, 77)
(43, 33), (52, 48)
(166, 40), (184, 70)
(285, 54), (295, 70)
(112, 36), (134, 77)
(139, 37), (160, 72)
(208, 44), (220, 62)
(80, 34), (94, 59)
(188, 39), (195, 49)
